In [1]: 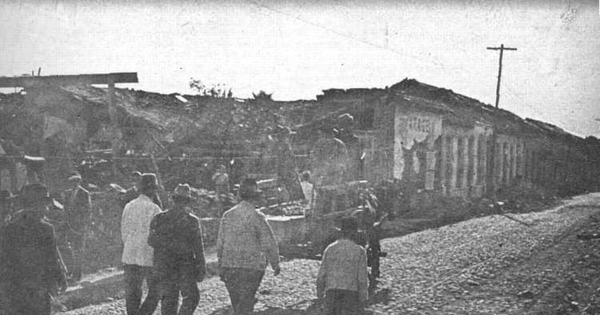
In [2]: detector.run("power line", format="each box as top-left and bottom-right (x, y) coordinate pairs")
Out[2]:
(244, 0), (447, 69)
(244, 0), (522, 105)
(502, 84), (545, 117)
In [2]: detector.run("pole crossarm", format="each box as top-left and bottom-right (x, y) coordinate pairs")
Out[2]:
(486, 47), (517, 51)
(0, 72), (138, 88)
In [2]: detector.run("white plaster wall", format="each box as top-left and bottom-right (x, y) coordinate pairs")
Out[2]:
(393, 108), (442, 180)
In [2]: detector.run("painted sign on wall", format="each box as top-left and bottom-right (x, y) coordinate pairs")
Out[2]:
(393, 112), (442, 180)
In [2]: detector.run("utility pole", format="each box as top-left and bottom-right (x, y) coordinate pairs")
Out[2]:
(487, 44), (517, 108)
(485, 44), (516, 198)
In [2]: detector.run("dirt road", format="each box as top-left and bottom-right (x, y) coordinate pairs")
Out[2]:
(61, 193), (600, 315)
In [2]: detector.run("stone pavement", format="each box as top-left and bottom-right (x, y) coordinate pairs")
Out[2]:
(61, 193), (600, 314)
(58, 248), (220, 311)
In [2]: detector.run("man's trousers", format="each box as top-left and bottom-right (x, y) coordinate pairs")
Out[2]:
(123, 264), (160, 315)
(67, 228), (86, 281)
(323, 289), (363, 315)
(158, 262), (200, 315)
(220, 267), (265, 315)
(2, 284), (51, 315)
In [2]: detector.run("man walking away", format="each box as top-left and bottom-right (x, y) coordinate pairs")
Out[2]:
(121, 173), (162, 315)
(148, 183), (206, 315)
(64, 171), (92, 282)
(310, 123), (349, 214)
(217, 178), (281, 315)
(0, 183), (67, 315)
(317, 217), (369, 315)
(272, 125), (304, 201)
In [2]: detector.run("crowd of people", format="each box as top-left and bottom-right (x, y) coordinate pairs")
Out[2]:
(0, 173), (374, 315)
(0, 113), (386, 315)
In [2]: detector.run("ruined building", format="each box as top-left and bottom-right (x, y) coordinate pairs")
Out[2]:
(0, 75), (598, 203)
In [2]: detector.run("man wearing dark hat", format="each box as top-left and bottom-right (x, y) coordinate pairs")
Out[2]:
(148, 184), (206, 315)
(217, 178), (281, 315)
(316, 217), (369, 315)
(310, 123), (350, 214)
(311, 123), (349, 186)
(272, 125), (304, 201)
(0, 183), (67, 315)
(335, 113), (363, 181)
(63, 171), (92, 282)
(121, 173), (162, 315)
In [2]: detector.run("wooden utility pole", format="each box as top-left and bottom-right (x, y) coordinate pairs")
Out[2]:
(485, 44), (516, 197)
(487, 44), (517, 108)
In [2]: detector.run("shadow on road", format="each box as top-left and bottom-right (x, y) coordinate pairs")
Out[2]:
(207, 306), (317, 315)
(207, 296), (387, 315)
(369, 287), (392, 305)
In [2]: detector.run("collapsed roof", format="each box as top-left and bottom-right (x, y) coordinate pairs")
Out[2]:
(0, 78), (592, 158)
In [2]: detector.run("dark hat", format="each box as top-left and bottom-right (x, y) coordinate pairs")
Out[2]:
(337, 217), (358, 234)
(140, 173), (158, 191)
(21, 183), (51, 205)
(238, 178), (262, 200)
(173, 183), (192, 201)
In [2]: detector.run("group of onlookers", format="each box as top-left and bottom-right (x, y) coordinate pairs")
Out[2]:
(119, 174), (283, 315)
(121, 174), (370, 315)
(1, 162), (373, 315)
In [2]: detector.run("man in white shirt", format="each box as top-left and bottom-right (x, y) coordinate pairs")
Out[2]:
(217, 178), (281, 315)
(121, 173), (162, 315)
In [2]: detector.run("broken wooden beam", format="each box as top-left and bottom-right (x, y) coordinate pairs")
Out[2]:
(0, 72), (138, 88)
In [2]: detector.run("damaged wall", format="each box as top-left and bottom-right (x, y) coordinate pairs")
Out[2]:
(392, 106), (442, 187)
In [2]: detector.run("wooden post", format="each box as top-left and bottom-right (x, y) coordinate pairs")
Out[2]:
(107, 75), (119, 176)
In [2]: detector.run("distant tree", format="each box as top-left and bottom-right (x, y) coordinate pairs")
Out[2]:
(189, 78), (233, 99)
(252, 90), (272, 101)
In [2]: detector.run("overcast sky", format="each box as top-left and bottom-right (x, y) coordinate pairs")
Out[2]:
(1, 0), (599, 137)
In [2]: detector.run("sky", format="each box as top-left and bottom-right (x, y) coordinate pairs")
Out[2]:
(1, 0), (599, 138)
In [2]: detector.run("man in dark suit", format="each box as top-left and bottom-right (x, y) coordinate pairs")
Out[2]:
(0, 183), (67, 315)
(148, 183), (206, 315)
(64, 172), (92, 282)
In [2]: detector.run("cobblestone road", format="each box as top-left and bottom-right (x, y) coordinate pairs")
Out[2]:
(62, 193), (600, 315)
